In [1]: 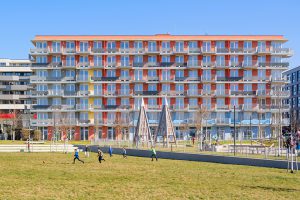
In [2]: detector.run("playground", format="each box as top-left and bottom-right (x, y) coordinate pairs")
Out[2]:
(0, 152), (299, 200)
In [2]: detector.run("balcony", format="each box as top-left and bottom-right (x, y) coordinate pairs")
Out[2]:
(201, 90), (213, 95)
(160, 78), (172, 82)
(146, 105), (161, 110)
(30, 48), (49, 54)
(186, 77), (201, 82)
(258, 62), (289, 68)
(76, 104), (91, 110)
(118, 89), (133, 96)
(201, 75), (215, 81)
(63, 48), (76, 54)
(120, 61), (132, 68)
(270, 90), (290, 97)
(76, 62), (90, 69)
(243, 48), (256, 54)
(216, 76), (242, 82)
(270, 48), (293, 56)
(0, 94), (29, 100)
(257, 47), (270, 54)
(100, 76), (119, 81)
(106, 48), (118, 54)
(174, 62), (187, 67)
(30, 119), (53, 126)
(105, 62), (117, 68)
(147, 48), (159, 53)
(77, 91), (90, 96)
(147, 76), (159, 81)
(231, 91), (256, 96)
(188, 47), (201, 54)
(242, 61), (258, 68)
(93, 62), (104, 68)
(216, 118), (230, 125)
(62, 76), (76, 82)
(216, 104), (230, 111)
(132, 62), (144, 68)
(145, 62), (159, 67)
(76, 49), (90, 54)
(214, 90), (230, 96)
(76, 76), (90, 82)
(119, 48), (131, 54)
(50, 49), (62, 54)
(174, 77), (186, 81)
(229, 48), (243, 54)
(119, 76), (131, 81)
(32, 105), (51, 110)
(186, 89), (201, 96)
(160, 62), (174, 67)
(103, 90), (118, 96)
(105, 105), (119, 110)
(187, 60), (200, 68)
(134, 90), (159, 96)
(62, 61), (76, 68)
(31, 90), (48, 96)
(48, 90), (63, 96)
(160, 48), (173, 54)
(160, 90), (182, 96)
(201, 61), (215, 68)
(229, 61), (242, 68)
(31, 63), (49, 68)
(0, 75), (19, 81)
(215, 61), (229, 68)
(64, 91), (77, 96)
(270, 76), (287, 83)
(49, 62), (62, 68)
(92, 48), (106, 54)
(78, 120), (91, 125)
(132, 48), (145, 54)
(173, 48), (187, 54)
(216, 48), (229, 54)
(1, 85), (30, 91)
(61, 105), (76, 110)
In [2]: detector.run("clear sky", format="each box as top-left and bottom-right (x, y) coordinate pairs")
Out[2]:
(0, 0), (299, 68)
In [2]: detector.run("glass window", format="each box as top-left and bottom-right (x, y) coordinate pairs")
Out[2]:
(94, 41), (102, 49)
(176, 84), (184, 91)
(66, 41), (75, 49)
(121, 41), (129, 49)
(188, 41), (197, 48)
(175, 42), (184, 52)
(202, 41), (211, 51)
(162, 70), (170, 80)
(230, 83), (238, 91)
(162, 41), (170, 49)
(66, 56), (75, 66)
(244, 41), (252, 49)
(230, 41), (238, 49)
(148, 69), (157, 77)
(134, 70), (143, 80)
(106, 69), (116, 77)
(230, 70), (239, 77)
(148, 84), (157, 91)
(134, 55), (143, 63)
(148, 41), (157, 52)
(134, 41), (143, 49)
(52, 42), (61, 52)
(79, 42), (89, 52)
(107, 41), (116, 49)
(94, 56), (102, 66)
(175, 70), (184, 77)
(216, 41), (225, 49)
(121, 56), (129, 66)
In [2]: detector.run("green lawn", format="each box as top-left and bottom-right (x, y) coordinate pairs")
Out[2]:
(0, 153), (299, 200)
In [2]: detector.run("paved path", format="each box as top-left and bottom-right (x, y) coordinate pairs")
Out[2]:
(75, 145), (299, 170)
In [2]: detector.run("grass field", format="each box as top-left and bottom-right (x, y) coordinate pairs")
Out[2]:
(0, 153), (299, 200)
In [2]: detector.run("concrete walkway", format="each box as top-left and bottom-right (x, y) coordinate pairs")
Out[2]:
(76, 145), (299, 170)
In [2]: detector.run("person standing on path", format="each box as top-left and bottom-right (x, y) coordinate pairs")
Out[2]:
(122, 147), (127, 158)
(85, 145), (90, 158)
(73, 149), (84, 164)
(151, 147), (158, 161)
(108, 145), (113, 157)
(98, 149), (105, 163)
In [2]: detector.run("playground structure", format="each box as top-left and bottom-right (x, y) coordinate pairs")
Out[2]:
(134, 97), (177, 148)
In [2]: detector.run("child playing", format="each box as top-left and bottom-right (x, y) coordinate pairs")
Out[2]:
(122, 147), (127, 158)
(73, 149), (84, 164)
(98, 149), (105, 163)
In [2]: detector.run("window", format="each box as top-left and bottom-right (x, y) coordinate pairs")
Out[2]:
(52, 42), (61, 52)
(121, 98), (129, 106)
(162, 41), (170, 49)
(107, 41), (116, 49)
(244, 84), (252, 91)
(66, 41), (75, 49)
(94, 41), (102, 49)
(36, 56), (47, 63)
(79, 98), (88, 109)
(230, 41), (238, 49)
(216, 70), (225, 77)
(244, 41), (252, 49)
(271, 56), (282, 63)
(121, 56), (129, 66)
(188, 70), (198, 78)
(202, 41), (211, 52)
(230, 83), (238, 92)
(202, 70), (211, 79)
(106, 69), (116, 77)
(175, 56), (184, 64)
(66, 70), (75, 78)
(162, 56), (170, 63)
(161, 70), (170, 80)
(258, 69), (266, 80)
(244, 70), (252, 79)
(148, 56), (156, 63)
(121, 70), (129, 78)
(188, 41), (198, 49)
(231, 98), (238, 106)
(176, 70), (184, 78)
(203, 84), (211, 92)
(176, 84), (184, 91)
(134, 55), (143, 64)
(120, 41), (129, 49)
(216, 56), (225, 66)
(121, 84), (130, 94)
(216, 41), (225, 49)
(148, 41), (157, 52)
(175, 42), (184, 52)
(134, 41), (143, 49)
(36, 42), (47, 49)
(94, 84), (102, 95)
(79, 56), (88, 64)
(79, 42), (88, 52)
(107, 56), (116, 64)
(65, 84), (75, 92)
(148, 84), (157, 91)
(78, 70), (88, 80)
(148, 98), (157, 105)
(162, 84), (170, 92)
(258, 41), (266, 51)
(107, 84), (116, 93)
(230, 70), (239, 77)
(134, 97), (142, 109)
(244, 55), (252, 66)
(37, 84), (48, 91)
(134, 84), (143, 92)
(52, 56), (61, 63)
(94, 56), (102, 66)
(134, 70), (143, 80)
(203, 56), (211, 65)
(52, 69), (61, 78)
(176, 98), (184, 108)
(148, 69), (157, 77)
(230, 56), (238, 66)
(66, 56), (75, 66)
(79, 84), (88, 91)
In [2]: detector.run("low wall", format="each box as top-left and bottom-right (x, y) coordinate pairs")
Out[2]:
(76, 145), (299, 170)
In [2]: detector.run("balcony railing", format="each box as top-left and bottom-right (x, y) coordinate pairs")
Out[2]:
(188, 47), (201, 54)
(214, 90), (230, 96)
(63, 48), (76, 54)
(92, 48), (106, 54)
(216, 48), (229, 53)
(30, 48), (49, 54)
(258, 62), (289, 68)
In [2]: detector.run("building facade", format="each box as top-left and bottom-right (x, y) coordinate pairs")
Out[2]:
(283, 66), (300, 131)
(29, 34), (292, 141)
(0, 59), (32, 139)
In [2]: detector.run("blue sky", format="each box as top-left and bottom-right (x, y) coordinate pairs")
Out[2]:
(0, 0), (299, 67)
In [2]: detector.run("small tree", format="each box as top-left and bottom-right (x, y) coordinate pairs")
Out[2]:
(21, 128), (30, 140)
(33, 130), (41, 141)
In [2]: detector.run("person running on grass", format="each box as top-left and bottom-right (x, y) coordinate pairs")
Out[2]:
(151, 147), (158, 161)
(108, 145), (113, 157)
(98, 149), (105, 163)
(85, 145), (90, 158)
(73, 149), (84, 164)
(122, 147), (127, 158)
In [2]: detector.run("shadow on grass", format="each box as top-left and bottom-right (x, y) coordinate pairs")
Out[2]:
(245, 185), (299, 192)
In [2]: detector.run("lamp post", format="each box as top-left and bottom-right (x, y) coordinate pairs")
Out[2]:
(234, 105), (236, 156)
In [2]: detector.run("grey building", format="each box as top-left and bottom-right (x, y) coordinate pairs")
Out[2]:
(0, 59), (32, 139)
(283, 66), (300, 130)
